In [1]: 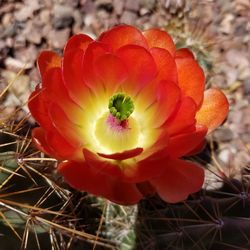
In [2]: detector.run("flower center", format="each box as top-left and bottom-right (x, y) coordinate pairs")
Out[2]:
(108, 93), (134, 121)
(92, 93), (139, 153)
(94, 112), (139, 153)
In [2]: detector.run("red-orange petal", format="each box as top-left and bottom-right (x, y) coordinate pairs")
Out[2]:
(133, 79), (158, 111)
(62, 48), (91, 106)
(64, 34), (93, 52)
(136, 130), (169, 161)
(99, 24), (148, 51)
(150, 47), (177, 83)
(175, 48), (195, 59)
(48, 103), (85, 147)
(122, 155), (169, 183)
(143, 28), (176, 56)
(146, 81), (181, 128)
(43, 68), (85, 125)
(37, 51), (61, 77)
(93, 54), (128, 95)
(83, 148), (168, 183)
(176, 57), (205, 107)
(196, 88), (229, 132)
(136, 182), (156, 197)
(83, 148), (123, 178)
(28, 88), (53, 130)
(116, 45), (157, 95)
(46, 130), (82, 160)
(150, 159), (204, 203)
(82, 42), (109, 94)
(98, 148), (143, 161)
(58, 161), (143, 205)
(165, 125), (207, 158)
(32, 127), (59, 158)
(186, 139), (206, 156)
(164, 96), (197, 136)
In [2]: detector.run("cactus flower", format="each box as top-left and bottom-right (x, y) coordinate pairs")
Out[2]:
(28, 25), (229, 205)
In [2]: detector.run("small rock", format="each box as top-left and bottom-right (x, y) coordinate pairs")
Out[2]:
(0, 40), (6, 52)
(96, 0), (113, 13)
(2, 13), (13, 27)
(5, 57), (33, 70)
(14, 45), (37, 67)
(48, 28), (70, 49)
(4, 93), (21, 108)
(0, 42), (10, 65)
(204, 169), (223, 190)
(221, 64), (237, 85)
(0, 23), (17, 39)
(218, 148), (232, 164)
(243, 77), (250, 94)
(5, 37), (14, 48)
(120, 10), (137, 25)
(228, 106), (244, 123)
(220, 13), (234, 34)
(235, 0), (250, 11)
(13, 35), (26, 49)
(164, 0), (185, 9)
(140, 0), (156, 11)
(233, 150), (250, 170)
(242, 107), (250, 125)
(242, 132), (250, 143)
(0, 105), (16, 120)
(97, 9), (110, 19)
(14, 0), (40, 22)
(81, 0), (95, 13)
(125, 0), (140, 12)
(53, 5), (74, 29)
(226, 49), (249, 68)
(139, 7), (150, 16)
(239, 66), (250, 80)
(213, 127), (234, 142)
(26, 30), (42, 45)
(2, 70), (30, 97)
(22, 21), (42, 44)
(235, 18), (247, 36)
(40, 9), (51, 24)
(72, 9), (83, 33)
(113, 0), (124, 15)
(230, 123), (245, 136)
(210, 74), (226, 89)
(0, 3), (15, 16)
(15, 8), (33, 22)
(96, 0), (112, 4)
(64, 0), (80, 8)
(29, 68), (40, 83)
(84, 14), (95, 27)
(42, 24), (52, 38)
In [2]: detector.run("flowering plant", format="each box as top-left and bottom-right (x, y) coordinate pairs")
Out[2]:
(28, 25), (229, 205)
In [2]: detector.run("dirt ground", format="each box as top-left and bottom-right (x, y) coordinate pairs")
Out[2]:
(0, 0), (250, 178)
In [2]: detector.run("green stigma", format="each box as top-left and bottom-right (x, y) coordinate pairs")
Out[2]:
(108, 93), (134, 121)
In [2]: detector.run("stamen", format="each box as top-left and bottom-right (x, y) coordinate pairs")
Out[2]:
(108, 93), (134, 121)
